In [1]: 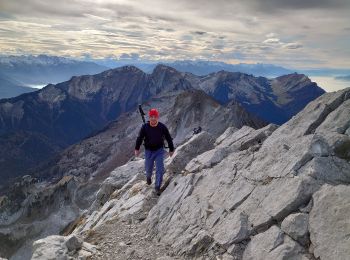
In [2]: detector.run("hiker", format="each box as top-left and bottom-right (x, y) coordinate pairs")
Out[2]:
(134, 108), (175, 195)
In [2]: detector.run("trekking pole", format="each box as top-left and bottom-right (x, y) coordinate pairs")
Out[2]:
(138, 104), (146, 124)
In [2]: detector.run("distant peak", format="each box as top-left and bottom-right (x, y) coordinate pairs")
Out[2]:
(276, 72), (308, 79)
(119, 65), (142, 71)
(105, 65), (143, 75)
(153, 64), (178, 73)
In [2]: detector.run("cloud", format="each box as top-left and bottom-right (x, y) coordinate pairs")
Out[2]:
(265, 33), (277, 38)
(242, 0), (350, 14)
(283, 43), (303, 49)
(263, 38), (281, 44)
(0, 0), (349, 68)
(119, 53), (140, 60)
(192, 31), (206, 35)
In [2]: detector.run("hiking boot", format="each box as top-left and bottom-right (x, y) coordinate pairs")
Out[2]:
(146, 177), (152, 185)
(155, 187), (161, 196)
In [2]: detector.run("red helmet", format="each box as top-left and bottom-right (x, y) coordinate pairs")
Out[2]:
(149, 108), (159, 117)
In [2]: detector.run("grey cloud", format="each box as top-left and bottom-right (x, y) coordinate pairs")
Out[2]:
(212, 44), (225, 49)
(248, 0), (350, 11)
(119, 53), (140, 60)
(0, 27), (27, 37)
(181, 35), (193, 41)
(155, 27), (176, 32)
(0, 11), (14, 20)
(0, 0), (89, 18)
(263, 38), (281, 44)
(50, 24), (84, 32)
(192, 31), (206, 35)
(124, 24), (143, 30)
(283, 43), (303, 49)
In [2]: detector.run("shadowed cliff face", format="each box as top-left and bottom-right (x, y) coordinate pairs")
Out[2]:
(184, 71), (325, 124)
(0, 65), (323, 186)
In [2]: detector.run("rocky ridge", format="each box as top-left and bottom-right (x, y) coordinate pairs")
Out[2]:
(0, 88), (265, 260)
(30, 87), (350, 259)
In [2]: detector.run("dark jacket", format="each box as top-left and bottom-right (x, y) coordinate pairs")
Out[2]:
(135, 121), (175, 152)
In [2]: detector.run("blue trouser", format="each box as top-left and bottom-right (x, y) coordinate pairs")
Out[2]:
(145, 148), (165, 190)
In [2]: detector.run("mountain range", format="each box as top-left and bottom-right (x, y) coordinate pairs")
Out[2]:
(0, 64), (325, 189)
(90, 59), (294, 77)
(156, 60), (293, 77)
(335, 75), (350, 81)
(0, 54), (108, 99)
(5, 54), (349, 102)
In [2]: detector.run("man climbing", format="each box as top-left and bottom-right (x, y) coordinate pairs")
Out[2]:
(134, 108), (175, 195)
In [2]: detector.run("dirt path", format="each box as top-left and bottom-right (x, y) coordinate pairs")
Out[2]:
(85, 208), (181, 260)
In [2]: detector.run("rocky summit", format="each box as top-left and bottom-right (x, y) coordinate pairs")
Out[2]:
(16, 86), (349, 260)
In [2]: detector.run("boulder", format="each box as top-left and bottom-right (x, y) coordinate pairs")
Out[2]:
(31, 235), (95, 260)
(242, 225), (307, 260)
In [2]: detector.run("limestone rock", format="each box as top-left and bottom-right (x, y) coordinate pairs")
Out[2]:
(31, 235), (68, 260)
(142, 88), (350, 259)
(64, 234), (83, 252)
(309, 184), (350, 260)
(21, 87), (350, 260)
(166, 131), (215, 174)
(213, 211), (250, 248)
(281, 213), (309, 246)
(31, 235), (95, 260)
(242, 226), (306, 260)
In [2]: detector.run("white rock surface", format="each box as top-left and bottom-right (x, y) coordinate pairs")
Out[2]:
(31, 234), (96, 260)
(309, 184), (350, 260)
(142, 87), (350, 258)
(242, 225), (307, 260)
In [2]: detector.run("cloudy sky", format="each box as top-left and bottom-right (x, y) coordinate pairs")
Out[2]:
(0, 0), (349, 69)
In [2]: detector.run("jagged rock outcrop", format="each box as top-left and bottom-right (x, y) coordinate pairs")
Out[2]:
(143, 87), (349, 259)
(0, 176), (86, 259)
(166, 131), (216, 174)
